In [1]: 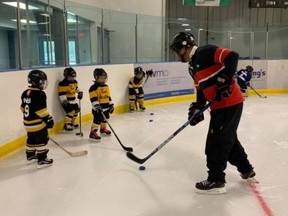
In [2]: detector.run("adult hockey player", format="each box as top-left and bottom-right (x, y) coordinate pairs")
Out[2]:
(89, 68), (114, 140)
(58, 67), (83, 131)
(170, 32), (256, 194)
(237, 65), (253, 96)
(20, 70), (54, 169)
(128, 67), (146, 112)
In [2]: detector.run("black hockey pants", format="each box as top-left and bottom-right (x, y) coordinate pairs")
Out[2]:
(205, 102), (253, 182)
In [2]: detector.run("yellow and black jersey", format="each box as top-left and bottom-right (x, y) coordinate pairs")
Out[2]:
(20, 87), (50, 132)
(89, 83), (112, 109)
(128, 77), (144, 89)
(58, 79), (79, 103)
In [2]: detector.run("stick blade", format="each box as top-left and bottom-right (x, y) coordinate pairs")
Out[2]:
(126, 152), (145, 164)
(69, 150), (88, 157)
(124, 147), (133, 152)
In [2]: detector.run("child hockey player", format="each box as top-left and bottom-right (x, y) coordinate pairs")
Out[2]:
(20, 70), (54, 169)
(58, 67), (83, 131)
(237, 65), (253, 96)
(89, 68), (114, 140)
(128, 67), (146, 112)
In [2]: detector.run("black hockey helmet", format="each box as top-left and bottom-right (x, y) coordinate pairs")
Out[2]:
(246, 65), (254, 73)
(170, 32), (195, 53)
(28, 70), (48, 90)
(134, 67), (144, 76)
(94, 68), (107, 81)
(64, 67), (76, 78)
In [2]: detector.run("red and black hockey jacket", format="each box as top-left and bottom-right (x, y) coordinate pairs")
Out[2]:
(189, 45), (244, 110)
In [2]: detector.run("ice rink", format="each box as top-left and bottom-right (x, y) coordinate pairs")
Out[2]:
(0, 95), (287, 216)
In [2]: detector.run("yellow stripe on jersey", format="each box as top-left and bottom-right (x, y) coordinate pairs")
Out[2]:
(24, 123), (46, 132)
(35, 107), (49, 118)
(129, 77), (144, 88)
(24, 119), (42, 124)
(58, 79), (78, 101)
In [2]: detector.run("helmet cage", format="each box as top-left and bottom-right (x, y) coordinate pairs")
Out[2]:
(134, 67), (144, 77)
(64, 67), (76, 78)
(94, 68), (107, 83)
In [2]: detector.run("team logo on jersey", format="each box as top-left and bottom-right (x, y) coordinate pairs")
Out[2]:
(23, 97), (31, 104)
(26, 90), (31, 96)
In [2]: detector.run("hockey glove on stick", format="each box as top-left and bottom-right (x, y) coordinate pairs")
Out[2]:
(188, 102), (204, 126)
(108, 103), (114, 114)
(216, 73), (232, 101)
(92, 103), (102, 112)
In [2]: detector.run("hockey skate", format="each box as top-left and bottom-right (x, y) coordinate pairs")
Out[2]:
(139, 105), (146, 111)
(37, 158), (53, 169)
(129, 106), (135, 112)
(26, 155), (38, 165)
(240, 170), (258, 183)
(240, 170), (256, 179)
(63, 123), (73, 132)
(72, 122), (79, 128)
(89, 129), (101, 141)
(100, 127), (111, 135)
(195, 180), (226, 194)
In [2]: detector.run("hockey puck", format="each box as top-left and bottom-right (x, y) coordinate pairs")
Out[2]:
(150, 112), (154, 115)
(139, 166), (146, 171)
(149, 119), (153, 122)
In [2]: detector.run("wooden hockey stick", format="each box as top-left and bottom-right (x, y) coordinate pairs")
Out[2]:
(75, 99), (84, 136)
(49, 137), (88, 157)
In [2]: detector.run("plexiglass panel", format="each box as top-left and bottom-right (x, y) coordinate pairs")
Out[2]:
(0, 0), (288, 71)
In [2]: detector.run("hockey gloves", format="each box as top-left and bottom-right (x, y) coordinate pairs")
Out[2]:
(216, 73), (232, 101)
(77, 91), (83, 100)
(43, 115), (54, 129)
(109, 103), (114, 114)
(92, 103), (101, 112)
(188, 102), (204, 126)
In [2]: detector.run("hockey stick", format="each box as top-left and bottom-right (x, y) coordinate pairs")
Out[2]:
(76, 99), (84, 136)
(49, 137), (88, 157)
(100, 111), (133, 152)
(249, 86), (267, 98)
(134, 97), (138, 111)
(126, 100), (216, 164)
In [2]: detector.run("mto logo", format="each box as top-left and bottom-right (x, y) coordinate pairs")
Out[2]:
(151, 70), (169, 77)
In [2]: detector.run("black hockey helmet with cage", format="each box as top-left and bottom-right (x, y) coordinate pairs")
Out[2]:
(64, 67), (76, 78)
(94, 68), (107, 80)
(170, 32), (195, 53)
(246, 65), (254, 73)
(134, 67), (144, 76)
(28, 70), (48, 89)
